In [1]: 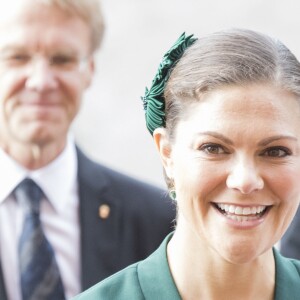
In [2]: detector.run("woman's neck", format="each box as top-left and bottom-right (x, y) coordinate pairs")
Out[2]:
(167, 222), (275, 300)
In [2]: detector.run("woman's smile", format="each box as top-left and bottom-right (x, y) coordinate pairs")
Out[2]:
(212, 202), (271, 228)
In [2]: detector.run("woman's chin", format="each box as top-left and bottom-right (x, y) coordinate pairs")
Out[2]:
(216, 242), (269, 265)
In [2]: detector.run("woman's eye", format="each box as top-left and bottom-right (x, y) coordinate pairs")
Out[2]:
(262, 147), (291, 157)
(199, 143), (227, 155)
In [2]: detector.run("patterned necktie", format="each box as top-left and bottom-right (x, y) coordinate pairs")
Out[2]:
(15, 178), (65, 300)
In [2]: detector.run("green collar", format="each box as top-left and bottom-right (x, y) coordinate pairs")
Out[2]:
(138, 233), (181, 299)
(274, 247), (300, 299)
(138, 233), (300, 300)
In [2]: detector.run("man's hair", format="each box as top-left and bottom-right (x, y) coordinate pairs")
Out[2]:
(37, 0), (105, 52)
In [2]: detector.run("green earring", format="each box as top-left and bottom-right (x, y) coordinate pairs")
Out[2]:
(169, 189), (177, 201)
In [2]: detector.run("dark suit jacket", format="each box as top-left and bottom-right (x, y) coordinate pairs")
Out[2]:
(280, 206), (300, 259)
(0, 148), (175, 299)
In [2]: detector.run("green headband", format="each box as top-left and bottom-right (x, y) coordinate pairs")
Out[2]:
(141, 32), (197, 135)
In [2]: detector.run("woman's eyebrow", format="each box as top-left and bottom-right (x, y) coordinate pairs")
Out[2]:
(196, 132), (298, 146)
(195, 131), (233, 145)
(258, 135), (297, 146)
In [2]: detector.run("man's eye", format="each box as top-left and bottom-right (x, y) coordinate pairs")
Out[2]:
(50, 55), (76, 66)
(6, 54), (30, 63)
(199, 143), (227, 155)
(261, 147), (291, 157)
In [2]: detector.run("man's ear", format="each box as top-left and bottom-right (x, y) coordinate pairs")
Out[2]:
(153, 128), (173, 178)
(83, 57), (95, 88)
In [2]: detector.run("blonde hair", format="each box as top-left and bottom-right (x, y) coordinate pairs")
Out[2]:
(36, 0), (105, 52)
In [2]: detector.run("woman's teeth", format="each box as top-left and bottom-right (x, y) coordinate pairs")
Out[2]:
(216, 203), (267, 221)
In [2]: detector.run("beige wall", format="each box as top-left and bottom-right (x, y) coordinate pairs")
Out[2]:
(72, 0), (300, 187)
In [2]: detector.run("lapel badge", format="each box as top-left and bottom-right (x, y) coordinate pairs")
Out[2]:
(99, 204), (110, 219)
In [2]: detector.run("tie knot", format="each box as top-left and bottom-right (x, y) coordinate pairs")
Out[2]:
(14, 178), (43, 214)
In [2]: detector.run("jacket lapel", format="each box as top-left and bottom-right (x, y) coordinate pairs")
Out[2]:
(76, 148), (119, 290)
(0, 147), (121, 297)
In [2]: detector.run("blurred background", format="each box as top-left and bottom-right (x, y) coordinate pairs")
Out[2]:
(72, 0), (299, 188)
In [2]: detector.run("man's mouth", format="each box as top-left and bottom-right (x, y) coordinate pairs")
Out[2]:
(213, 203), (270, 222)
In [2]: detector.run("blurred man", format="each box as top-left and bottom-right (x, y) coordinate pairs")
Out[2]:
(0, 1), (175, 299)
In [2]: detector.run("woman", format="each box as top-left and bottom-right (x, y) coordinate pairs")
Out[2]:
(74, 29), (300, 299)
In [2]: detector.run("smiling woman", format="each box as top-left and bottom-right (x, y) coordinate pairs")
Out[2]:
(168, 84), (300, 264)
(73, 29), (300, 300)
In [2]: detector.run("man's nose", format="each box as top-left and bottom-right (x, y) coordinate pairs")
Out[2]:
(25, 58), (58, 92)
(226, 156), (264, 194)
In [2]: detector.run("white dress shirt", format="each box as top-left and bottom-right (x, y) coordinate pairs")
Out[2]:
(0, 137), (81, 300)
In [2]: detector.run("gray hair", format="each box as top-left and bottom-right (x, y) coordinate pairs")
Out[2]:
(36, 0), (104, 52)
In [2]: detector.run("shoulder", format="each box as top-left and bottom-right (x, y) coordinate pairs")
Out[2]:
(76, 146), (160, 189)
(274, 248), (300, 275)
(280, 256), (300, 275)
(73, 263), (144, 300)
(76, 146), (174, 210)
(273, 248), (300, 298)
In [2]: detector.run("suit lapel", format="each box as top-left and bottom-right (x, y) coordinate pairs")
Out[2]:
(0, 148), (120, 298)
(76, 148), (119, 290)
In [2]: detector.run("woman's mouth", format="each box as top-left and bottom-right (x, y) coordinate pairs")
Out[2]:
(213, 203), (270, 222)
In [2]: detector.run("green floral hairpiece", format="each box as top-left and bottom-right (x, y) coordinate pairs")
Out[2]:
(141, 32), (197, 135)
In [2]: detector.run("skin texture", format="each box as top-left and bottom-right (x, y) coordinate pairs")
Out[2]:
(0, 0), (94, 169)
(154, 84), (300, 300)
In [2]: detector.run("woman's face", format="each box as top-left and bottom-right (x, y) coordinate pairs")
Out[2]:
(156, 84), (300, 263)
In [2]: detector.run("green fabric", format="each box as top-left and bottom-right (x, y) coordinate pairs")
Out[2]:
(137, 235), (181, 299)
(273, 247), (300, 299)
(72, 233), (300, 300)
(72, 234), (179, 300)
(141, 33), (197, 136)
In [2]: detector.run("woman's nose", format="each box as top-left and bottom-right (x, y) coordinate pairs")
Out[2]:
(25, 58), (58, 92)
(226, 156), (264, 194)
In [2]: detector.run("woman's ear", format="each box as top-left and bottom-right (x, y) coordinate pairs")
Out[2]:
(153, 128), (173, 178)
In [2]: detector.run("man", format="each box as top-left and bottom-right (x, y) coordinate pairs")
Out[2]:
(0, 1), (175, 299)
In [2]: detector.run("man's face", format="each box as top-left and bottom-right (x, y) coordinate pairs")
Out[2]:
(0, 1), (94, 149)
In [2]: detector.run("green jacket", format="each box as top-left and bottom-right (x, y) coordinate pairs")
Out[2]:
(73, 234), (300, 300)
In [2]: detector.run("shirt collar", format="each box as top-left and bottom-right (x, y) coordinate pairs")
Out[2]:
(0, 136), (78, 213)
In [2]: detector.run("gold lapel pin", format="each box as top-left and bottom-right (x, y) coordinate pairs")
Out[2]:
(99, 204), (110, 219)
